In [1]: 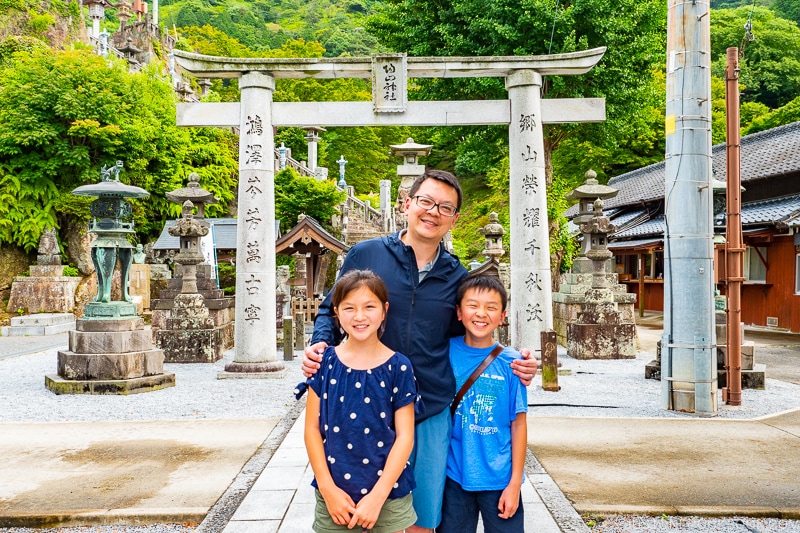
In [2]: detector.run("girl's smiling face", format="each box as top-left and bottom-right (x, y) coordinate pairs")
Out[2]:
(334, 286), (388, 341)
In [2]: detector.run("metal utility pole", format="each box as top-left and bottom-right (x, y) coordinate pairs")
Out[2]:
(724, 47), (743, 406)
(662, 0), (718, 414)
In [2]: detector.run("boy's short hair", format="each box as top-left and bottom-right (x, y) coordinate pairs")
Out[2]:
(456, 275), (508, 311)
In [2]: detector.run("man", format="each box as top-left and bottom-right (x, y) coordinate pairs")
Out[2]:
(303, 169), (538, 533)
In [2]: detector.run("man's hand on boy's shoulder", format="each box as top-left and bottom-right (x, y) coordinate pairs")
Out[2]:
(302, 342), (327, 378)
(511, 348), (538, 387)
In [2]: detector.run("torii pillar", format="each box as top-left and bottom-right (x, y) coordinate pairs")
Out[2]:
(507, 70), (552, 347)
(220, 72), (285, 377)
(173, 50), (607, 358)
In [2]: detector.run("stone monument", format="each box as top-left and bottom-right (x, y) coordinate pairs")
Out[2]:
(3, 228), (79, 336)
(566, 197), (636, 359)
(390, 138), (431, 230)
(45, 163), (175, 395)
(151, 175), (234, 361)
(554, 171), (636, 347)
(129, 243), (151, 314)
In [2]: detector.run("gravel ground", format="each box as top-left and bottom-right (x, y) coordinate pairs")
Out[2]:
(527, 348), (800, 419)
(590, 515), (800, 532)
(0, 346), (305, 423)
(1, 342), (799, 532)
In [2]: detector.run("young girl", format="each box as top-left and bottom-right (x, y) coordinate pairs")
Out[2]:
(296, 269), (421, 533)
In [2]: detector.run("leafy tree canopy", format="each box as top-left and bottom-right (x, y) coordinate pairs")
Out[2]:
(711, 6), (800, 109)
(274, 167), (346, 233)
(365, 0), (667, 270)
(0, 45), (238, 251)
(160, 0), (380, 57)
(366, 0), (668, 189)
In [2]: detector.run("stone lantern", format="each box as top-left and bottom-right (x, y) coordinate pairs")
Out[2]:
(480, 212), (506, 260)
(278, 143), (288, 170)
(553, 170), (636, 351)
(151, 175), (234, 363)
(390, 138), (432, 227)
(72, 161), (148, 318)
(302, 126), (326, 173)
(565, 169), (619, 272)
(170, 200), (209, 294)
(566, 197), (636, 360)
(85, 0), (113, 39)
(337, 155), (348, 188)
(166, 172), (218, 219)
(116, 0), (132, 27)
(45, 162), (175, 394)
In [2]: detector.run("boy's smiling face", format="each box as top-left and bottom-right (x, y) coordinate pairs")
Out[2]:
(456, 287), (507, 348)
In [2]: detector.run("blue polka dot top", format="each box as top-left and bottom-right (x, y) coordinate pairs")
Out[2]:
(296, 345), (423, 501)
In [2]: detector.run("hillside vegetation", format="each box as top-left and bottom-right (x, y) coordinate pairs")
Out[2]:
(0, 0), (799, 273)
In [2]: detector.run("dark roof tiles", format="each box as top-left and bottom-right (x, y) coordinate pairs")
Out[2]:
(602, 120), (800, 210)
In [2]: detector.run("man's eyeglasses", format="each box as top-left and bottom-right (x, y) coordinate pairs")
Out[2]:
(412, 195), (459, 217)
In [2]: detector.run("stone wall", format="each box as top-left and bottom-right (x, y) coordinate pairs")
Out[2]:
(0, 247), (32, 303)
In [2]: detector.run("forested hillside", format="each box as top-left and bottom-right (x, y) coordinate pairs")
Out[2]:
(0, 0), (799, 273)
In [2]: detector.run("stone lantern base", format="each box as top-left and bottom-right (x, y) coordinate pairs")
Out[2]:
(566, 288), (637, 360)
(45, 317), (175, 395)
(567, 322), (637, 360)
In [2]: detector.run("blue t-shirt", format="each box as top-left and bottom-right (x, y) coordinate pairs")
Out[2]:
(298, 346), (422, 501)
(446, 337), (528, 491)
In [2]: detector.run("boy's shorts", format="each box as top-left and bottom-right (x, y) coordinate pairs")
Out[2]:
(408, 407), (452, 529)
(313, 491), (416, 533)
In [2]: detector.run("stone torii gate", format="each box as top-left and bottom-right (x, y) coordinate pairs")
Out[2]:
(173, 49), (606, 376)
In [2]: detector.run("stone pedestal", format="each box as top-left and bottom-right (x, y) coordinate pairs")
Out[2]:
(715, 314), (766, 390)
(155, 293), (223, 363)
(45, 316), (175, 395)
(151, 266), (234, 361)
(645, 340), (662, 380)
(150, 263), (172, 280)
(6, 265), (82, 315)
(1, 313), (76, 336)
(553, 262), (636, 347)
(566, 288), (637, 360)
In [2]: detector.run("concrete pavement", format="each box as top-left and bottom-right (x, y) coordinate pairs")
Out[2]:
(0, 419), (278, 528)
(528, 411), (800, 519)
(1, 321), (799, 531)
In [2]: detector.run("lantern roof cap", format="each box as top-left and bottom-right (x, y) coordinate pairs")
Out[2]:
(390, 137), (432, 156)
(565, 169), (618, 201)
(165, 172), (218, 206)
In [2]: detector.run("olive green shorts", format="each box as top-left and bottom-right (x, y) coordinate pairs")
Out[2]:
(313, 491), (416, 533)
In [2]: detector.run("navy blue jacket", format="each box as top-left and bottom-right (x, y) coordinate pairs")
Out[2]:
(311, 232), (468, 422)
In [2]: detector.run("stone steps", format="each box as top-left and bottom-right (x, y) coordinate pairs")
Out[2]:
(1, 313), (76, 336)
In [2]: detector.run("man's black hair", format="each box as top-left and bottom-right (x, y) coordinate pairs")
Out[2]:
(408, 169), (463, 210)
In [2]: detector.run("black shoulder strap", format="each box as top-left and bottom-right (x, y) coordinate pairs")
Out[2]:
(450, 344), (504, 418)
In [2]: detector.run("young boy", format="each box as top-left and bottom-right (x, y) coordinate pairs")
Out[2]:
(437, 275), (528, 533)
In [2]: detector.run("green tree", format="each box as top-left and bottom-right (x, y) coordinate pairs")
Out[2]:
(274, 167), (346, 232)
(366, 0), (667, 186)
(322, 126), (411, 194)
(744, 95), (800, 134)
(366, 0), (667, 271)
(774, 0), (800, 27)
(711, 7), (800, 109)
(0, 47), (238, 251)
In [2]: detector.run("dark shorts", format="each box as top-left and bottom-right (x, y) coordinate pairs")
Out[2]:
(313, 490), (416, 533)
(437, 476), (524, 533)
